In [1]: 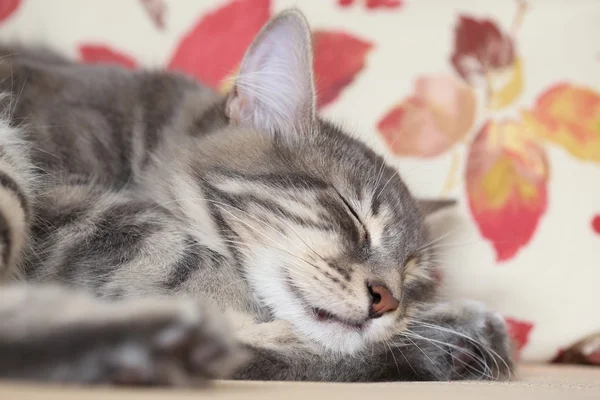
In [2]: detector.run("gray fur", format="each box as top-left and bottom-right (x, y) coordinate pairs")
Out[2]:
(0, 10), (513, 385)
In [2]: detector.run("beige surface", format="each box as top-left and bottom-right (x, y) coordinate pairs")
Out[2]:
(1, 0), (599, 365)
(0, 365), (599, 400)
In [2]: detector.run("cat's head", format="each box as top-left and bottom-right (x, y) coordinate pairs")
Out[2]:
(199, 10), (454, 354)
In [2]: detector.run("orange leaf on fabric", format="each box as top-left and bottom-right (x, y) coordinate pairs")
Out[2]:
(168, 0), (270, 89)
(0, 0), (20, 23)
(466, 119), (548, 261)
(79, 45), (138, 69)
(365, 0), (404, 8)
(312, 31), (372, 109)
(504, 317), (534, 359)
(378, 75), (476, 158)
(522, 83), (600, 163)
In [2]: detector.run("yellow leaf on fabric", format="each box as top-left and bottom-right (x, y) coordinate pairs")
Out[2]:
(488, 57), (523, 110)
(479, 144), (542, 209)
(480, 157), (514, 209)
(466, 119), (549, 262)
(523, 84), (600, 163)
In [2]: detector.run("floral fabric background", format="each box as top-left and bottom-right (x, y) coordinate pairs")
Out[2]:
(0, 0), (599, 364)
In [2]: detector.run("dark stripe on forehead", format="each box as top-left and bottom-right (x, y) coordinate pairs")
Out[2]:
(204, 169), (338, 231)
(215, 169), (329, 191)
(230, 193), (334, 231)
(316, 193), (361, 244)
(202, 183), (244, 272)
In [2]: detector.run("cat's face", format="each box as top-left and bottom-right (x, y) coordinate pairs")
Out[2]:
(205, 10), (448, 354)
(218, 128), (440, 354)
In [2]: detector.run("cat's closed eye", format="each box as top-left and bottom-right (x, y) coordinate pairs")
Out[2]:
(336, 191), (370, 245)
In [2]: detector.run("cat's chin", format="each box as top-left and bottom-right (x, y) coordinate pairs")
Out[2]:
(292, 300), (403, 355)
(295, 311), (367, 354)
(287, 291), (371, 354)
(246, 260), (383, 354)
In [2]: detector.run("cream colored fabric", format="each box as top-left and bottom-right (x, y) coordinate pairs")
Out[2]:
(0, 0), (598, 362)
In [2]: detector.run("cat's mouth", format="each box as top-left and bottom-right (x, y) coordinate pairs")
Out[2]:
(286, 277), (366, 331)
(310, 307), (365, 331)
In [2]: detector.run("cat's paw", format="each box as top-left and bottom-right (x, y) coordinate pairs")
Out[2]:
(418, 301), (514, 381)
(0, 286), (247, 386)
(92, 298), (248, 386)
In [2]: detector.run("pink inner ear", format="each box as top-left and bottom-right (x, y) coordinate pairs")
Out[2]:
(224, 12), (316, 134)
(226, 87), (250, 124)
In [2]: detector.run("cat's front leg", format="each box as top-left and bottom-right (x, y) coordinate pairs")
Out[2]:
(230, 316), (325, 381)
(231, 301), (514, 382)
(386, 300), (515, 381)
(230, 316), (428, 382)
(0, 284), (246, 385)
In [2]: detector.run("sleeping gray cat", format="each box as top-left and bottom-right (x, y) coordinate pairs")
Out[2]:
(0, 10), (513, 385)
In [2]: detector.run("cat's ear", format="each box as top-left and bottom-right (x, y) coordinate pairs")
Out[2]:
(225, 9), (316, 134)
(417, 199), (457, 217)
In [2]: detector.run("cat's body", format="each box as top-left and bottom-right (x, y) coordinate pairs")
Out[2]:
(0, 11), (513, 385)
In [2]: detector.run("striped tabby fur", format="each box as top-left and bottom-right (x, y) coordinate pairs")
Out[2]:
(0, 10), (513, 385)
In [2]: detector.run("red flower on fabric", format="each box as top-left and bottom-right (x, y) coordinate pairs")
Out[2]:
(0, 0), (20, 23)
(451, 16), (514, 84)
(79, 45), (138, 69)
(450, 14), (523, 110)
(504, 317), (534, 359)
(168, 0), (271, 89)
(312, 31), (373, 109)
(377, 75), (476, 158)
(338, 0), (404, 9)
(466, 119), (549, 261)
(80, 0), (371, 111)
(592, 214), (600, 234)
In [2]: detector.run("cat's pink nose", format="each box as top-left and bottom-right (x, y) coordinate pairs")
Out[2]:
(369, 284), (399, 317)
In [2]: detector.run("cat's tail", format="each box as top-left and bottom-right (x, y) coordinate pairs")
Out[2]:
(0, 97), (35, 281)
